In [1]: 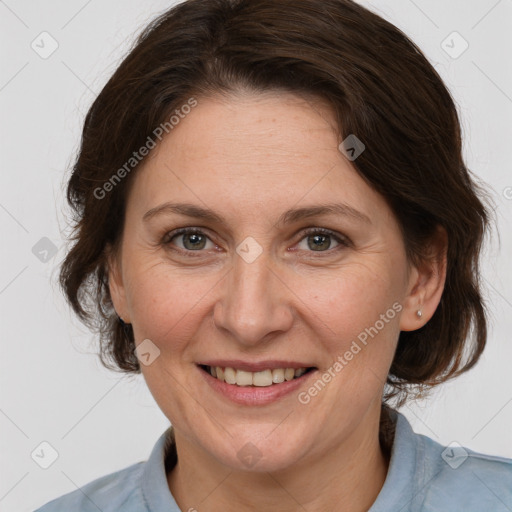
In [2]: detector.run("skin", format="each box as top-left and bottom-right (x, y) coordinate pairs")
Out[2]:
(108, 90), (447, 512)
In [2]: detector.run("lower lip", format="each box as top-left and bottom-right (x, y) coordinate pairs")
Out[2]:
(198, 366), (317, 406)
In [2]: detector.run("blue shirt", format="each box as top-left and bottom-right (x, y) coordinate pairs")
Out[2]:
(34, 409), (512, 511)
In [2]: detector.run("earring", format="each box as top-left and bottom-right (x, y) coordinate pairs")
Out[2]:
(416, 309), (423, 318)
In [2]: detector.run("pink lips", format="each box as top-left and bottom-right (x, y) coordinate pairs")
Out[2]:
(197, 362), (317, 406)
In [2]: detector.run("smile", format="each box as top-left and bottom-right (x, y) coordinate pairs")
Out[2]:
(200, 365), (315, 387)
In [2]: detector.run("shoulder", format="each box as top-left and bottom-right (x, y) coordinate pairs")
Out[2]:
(375, 410), (512, 512)
(34, 426), (178, 512)
(414, 428), (512, 511)
(33, 461), (147, 512)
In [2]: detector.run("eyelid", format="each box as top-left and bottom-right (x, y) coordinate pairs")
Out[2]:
(299, 227), (349, 244)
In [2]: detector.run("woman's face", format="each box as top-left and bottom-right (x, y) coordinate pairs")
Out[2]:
(109, 91), (428, 472)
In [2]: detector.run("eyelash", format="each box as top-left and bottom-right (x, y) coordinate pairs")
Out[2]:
(161, 227), (349, 257)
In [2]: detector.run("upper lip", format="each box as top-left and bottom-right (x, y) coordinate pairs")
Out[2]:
(198, 360), (316, 372)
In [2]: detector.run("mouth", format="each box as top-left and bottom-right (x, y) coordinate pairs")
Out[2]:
(198, 364), (317, 387)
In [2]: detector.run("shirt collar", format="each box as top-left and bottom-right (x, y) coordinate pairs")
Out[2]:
(141, 426), (180, 511)
(369, 408), (419, 511)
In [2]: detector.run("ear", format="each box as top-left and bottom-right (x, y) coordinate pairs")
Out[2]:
(106, 243), (131, 324)
(399, 225), (448, 331)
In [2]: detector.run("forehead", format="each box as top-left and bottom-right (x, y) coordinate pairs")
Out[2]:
(126, 92), (388, 226)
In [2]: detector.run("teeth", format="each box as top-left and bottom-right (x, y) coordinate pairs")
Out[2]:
(236, 370), (253, 386)
(272, 368), (285, 383)
(224, 367), (236, 384)
(284, 368), (295, 381)
(253, 369), (273, 387)
(208, 366), (309, 386)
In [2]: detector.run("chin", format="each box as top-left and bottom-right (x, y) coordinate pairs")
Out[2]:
(200, 427), (310, 473)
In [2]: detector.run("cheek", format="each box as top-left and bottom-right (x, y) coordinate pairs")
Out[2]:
(292, 263), (403, 413)
(296, 262), (403, 348)
(125, 261), (211, 353)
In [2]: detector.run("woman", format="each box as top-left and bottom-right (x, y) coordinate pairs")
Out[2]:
(35, 0), (512, 510)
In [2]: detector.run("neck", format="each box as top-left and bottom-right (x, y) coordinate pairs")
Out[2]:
(167, 406), (389, 512)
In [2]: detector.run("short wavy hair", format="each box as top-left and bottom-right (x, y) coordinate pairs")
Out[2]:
(60, 0), (492, 406)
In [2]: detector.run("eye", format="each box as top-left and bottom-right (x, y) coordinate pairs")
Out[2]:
(162, 227), (349, 256)
(163, 228), (216, 253)
(296, 228), (348, 253)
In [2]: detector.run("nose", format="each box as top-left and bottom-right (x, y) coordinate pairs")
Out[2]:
(213, 249), (294, 347)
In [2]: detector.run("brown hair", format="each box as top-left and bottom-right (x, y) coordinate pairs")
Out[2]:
(60, 0), (492, 405)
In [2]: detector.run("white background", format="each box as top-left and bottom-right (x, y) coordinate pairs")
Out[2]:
(1, 0), (511, 510)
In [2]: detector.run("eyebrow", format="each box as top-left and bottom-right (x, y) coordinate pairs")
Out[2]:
(142, 201), (371, 225)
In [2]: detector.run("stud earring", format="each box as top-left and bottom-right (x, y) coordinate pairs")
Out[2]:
(416, 309), (423, 318)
